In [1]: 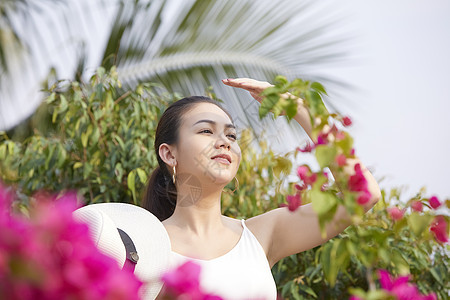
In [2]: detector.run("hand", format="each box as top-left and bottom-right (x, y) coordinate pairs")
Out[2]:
(222, 78), (273, 103)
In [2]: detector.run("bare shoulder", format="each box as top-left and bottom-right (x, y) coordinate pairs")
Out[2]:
(242, 210), (281, 257)
(221, 215), (245, 235)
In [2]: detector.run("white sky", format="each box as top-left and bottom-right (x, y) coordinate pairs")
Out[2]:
(326, 0), (450, 200)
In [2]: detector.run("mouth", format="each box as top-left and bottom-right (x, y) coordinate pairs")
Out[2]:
(211, 154), (232, 164)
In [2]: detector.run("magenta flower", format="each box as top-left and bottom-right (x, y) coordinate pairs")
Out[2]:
(429, 196), (441, 209)
(286, 194), (301, 212)
(335, 154), (347, 167)
(161, 261), (223, 300)
(0, 183), (142, 300)
(378, 269), (437, 300)
(348, 164), (368, 192)
(411, 201), (423, 212)
(297, 166), (317, 186)
(357, 191), (371, 205)
(316, 132), (328, 145)
(430, 216), (448, 244)
(342, 116), (352, 127)
(387, 207), (404, 221)
(296, 143), (315, 153)
(294, 184), (306, 191)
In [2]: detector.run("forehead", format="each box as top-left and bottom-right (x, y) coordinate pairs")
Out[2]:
(182, 102), (233, 126)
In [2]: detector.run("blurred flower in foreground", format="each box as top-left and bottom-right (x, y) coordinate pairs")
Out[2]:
(428, 196), (441, 209)
(297, 166), (317, 186)
(160, 261), (223, 300)
(0, 183), (142, 300)
(429, 216), (449, 244)
(387, 207), (404, 221)
(342, 116), (352, 127)
(281, 194), (302, 212)
(378, 269), (437, 300)
(411, 200), (423, 212)
(347, 163), (371, 206)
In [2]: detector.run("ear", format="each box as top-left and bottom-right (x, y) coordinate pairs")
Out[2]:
(159, 143), (177, 166)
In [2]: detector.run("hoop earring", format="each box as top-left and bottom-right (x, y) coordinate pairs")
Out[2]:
(172, 165), (176, 185)
(224, 177), (239, 194)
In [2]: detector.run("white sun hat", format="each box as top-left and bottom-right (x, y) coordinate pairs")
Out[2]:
(73, 203), (171, 300)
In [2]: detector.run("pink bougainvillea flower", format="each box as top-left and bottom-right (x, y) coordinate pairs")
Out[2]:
(316, 133), (328, 145)
(335, 154), (347, 167)
(429, 196), (441, 209)
(294, 184), (306, 191)
(348, 164), (368, 192)
(296, 166), (317, 186)
(161, 260), (201, 294)
(430, 215), (448, 244)
(296, 143), (315, 153)
(0, 183), (143, 300)
(349, 297), (363, 300)
(350, 148), (356, 156)
(378, 269), (437, 300)
(342, 116), (352, 127)
(286, 194), (302, 212)
(335, 131), (346, 141)
(387, 207), (404, 221)
(411, 201), (423, 212)
(357, 191), (371, 206)
(161, 261), (223, 300)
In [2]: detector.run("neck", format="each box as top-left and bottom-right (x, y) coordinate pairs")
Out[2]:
(169, 184), (225, 235)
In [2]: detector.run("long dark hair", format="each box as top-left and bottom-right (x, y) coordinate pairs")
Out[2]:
(142, 96), (233, 221)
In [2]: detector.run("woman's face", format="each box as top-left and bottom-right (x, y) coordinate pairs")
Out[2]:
(173, 103), (241, 188)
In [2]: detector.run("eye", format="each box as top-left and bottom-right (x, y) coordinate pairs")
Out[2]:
(227, 133), (237, 141)
(199, 129), (213, 134)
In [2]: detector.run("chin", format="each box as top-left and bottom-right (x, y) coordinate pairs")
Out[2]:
(204, 169), (236, 185)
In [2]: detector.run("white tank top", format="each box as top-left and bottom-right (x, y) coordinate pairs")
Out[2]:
(170, 219), (277, 299)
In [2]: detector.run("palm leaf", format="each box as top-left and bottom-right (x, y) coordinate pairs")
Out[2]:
(115, 0), (355, 151)
(1, 0), (355, 149)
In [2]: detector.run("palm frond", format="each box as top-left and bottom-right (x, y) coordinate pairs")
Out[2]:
(115, 0), (355, 152)
(0, 0), (107, 130)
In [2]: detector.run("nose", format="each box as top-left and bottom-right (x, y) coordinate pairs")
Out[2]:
(214, 133), (231, 150)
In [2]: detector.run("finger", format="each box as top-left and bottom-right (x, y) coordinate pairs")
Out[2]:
(222, 78), (272, 88)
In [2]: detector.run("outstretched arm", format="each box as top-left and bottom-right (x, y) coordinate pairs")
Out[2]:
(222, 78), (381, 267)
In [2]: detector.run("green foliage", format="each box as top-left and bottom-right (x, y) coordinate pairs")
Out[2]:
(1, 67), (177, 205)
(1, 69), (448, 299)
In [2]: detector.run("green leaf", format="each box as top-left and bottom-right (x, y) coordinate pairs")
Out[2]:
(408, 212), (433, 237)
(335, 132), (354, 156)
(311, 189), (338, 237)
(127, 170), (136, 203)
(136, 168), (148, 183)
(311, 190), (337, 217)
(259, 93), (279, 119)
(284, 97), (298, 120)
(311, 82), (327, 95)
(298, 284), (317, 298)
(315, 144), (337, 169)
(46, 92), (56, 104)
(308, 91), (327, 117)
(73, 162), (83, 169)
(273, 156), (292, 178)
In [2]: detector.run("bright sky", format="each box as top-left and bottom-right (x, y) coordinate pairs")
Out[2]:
(327, 0), (450, 200)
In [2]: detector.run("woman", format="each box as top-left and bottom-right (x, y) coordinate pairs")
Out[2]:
(143, 78), (381, 299)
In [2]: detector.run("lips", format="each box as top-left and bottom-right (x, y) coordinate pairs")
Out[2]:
(211, 154), (232, 164)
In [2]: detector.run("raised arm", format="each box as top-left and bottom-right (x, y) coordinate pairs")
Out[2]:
(222, 78), (381, 267)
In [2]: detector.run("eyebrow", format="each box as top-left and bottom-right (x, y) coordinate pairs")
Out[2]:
(193, 119), (235, 129)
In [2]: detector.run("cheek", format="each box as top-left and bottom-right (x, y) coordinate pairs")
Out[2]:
(231, 144), (242, 164)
